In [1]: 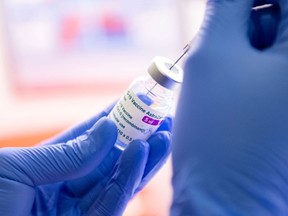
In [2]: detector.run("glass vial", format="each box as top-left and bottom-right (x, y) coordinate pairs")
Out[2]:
(109, 56), (183, 150)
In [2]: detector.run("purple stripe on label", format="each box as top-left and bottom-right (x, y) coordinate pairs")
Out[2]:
(142, 116), (162, 126)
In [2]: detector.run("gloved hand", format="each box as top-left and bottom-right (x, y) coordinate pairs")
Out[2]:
(171, 0), (288, 215)
(0, 104), (172, 216)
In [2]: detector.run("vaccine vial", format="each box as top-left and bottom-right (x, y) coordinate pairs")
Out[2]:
(109, 56), (183, 150)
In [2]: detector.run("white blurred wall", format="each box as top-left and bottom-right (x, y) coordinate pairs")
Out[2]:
(0, 12), (10, 103)
(0, 9), (121, 138)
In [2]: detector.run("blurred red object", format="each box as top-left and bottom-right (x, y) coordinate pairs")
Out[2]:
(60, 14), (81, 48)
(100, 12), (127, 37)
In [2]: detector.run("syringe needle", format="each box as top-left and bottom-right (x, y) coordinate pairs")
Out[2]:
(169, 41), (192, 70)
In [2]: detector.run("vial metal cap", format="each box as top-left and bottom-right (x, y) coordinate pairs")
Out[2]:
(147, 56), (183, 90)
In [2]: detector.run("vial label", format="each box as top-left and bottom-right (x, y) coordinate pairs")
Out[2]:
(109, 89), (166, 145)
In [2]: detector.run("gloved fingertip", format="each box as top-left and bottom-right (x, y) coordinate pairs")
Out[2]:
(88, 117), (117, 146)
(76, 117), (117, 164)
(141, 131), (172, 179)
(149, 131), (172, 154)
(108, 140), (149, 197)
(157, 116), (173, 132)
(85, 140), (149, 216)
(123, 140), (150, 162)
(117, 140), (150, 179)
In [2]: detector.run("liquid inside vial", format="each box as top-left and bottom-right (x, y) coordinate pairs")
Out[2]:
(137, 93), (154, 106)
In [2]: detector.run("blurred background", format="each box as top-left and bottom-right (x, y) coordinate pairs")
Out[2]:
(0, 0), (205, 215)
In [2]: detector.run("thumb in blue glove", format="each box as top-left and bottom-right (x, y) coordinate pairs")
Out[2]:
(172, 0), (288, 215)
(0, 117), (117, 215)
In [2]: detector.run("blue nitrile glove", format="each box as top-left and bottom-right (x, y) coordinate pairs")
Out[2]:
(171, 1), (288, 215)
(0, 104), (172, 216)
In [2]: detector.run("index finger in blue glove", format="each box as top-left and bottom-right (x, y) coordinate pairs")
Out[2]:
(157, 115), (173, 132)
(135, 130), (171, 194)
(80, 140), (149, 216)
(61, 147), (122, 198)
